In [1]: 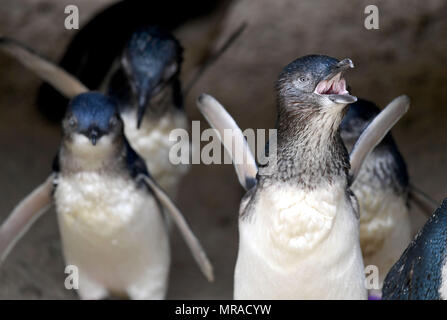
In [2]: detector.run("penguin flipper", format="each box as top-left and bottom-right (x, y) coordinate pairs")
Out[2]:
(0, 37), (88, 98)
(196, 94), (258, 191)
(0, 174), (54, 265)
(136, 174), (214, 282)
(409, 184), (439, 217)
(349, 95), (410, 182)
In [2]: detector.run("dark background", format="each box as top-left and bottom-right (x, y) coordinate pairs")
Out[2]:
(0, 0), (446, 299)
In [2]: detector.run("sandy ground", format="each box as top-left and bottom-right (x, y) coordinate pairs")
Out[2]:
(1, 0), (446, 299)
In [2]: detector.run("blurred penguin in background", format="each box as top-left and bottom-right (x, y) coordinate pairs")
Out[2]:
(340, 98), (436, 297)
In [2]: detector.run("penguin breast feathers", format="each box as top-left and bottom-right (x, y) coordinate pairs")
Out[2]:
(242, 181), (355, 258)
(54, 172), (158, 235)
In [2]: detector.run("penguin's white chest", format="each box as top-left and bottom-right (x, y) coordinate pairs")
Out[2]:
(121, 110), (190, 196)
(54, 172), (170, 298)
(234, 183), (367, 300)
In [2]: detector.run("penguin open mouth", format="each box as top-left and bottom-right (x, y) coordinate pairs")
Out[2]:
(314, 73), (356, 104)
(314, 73), (348, 95)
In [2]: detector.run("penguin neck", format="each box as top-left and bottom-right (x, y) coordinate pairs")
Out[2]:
(354, 141), (409, 196)
(59, 136), (126, 175)
(261, 101), (350, 190)
(138, 78), (183, 120)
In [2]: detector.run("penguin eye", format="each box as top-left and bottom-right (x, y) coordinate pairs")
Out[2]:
(68, 116), (77, 129)
(163, 63), (177, 80)
(298, 76), (308, 83)
(109, 115), (119, 127)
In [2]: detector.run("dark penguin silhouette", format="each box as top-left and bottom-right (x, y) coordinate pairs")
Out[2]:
(382, 198), (447, 300)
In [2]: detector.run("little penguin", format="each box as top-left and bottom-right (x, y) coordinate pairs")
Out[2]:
(204, 55), (366, 299)
(0, 92), (213, 299)
(197, 58), (410, 300)
(105, 26), (190, 197)
(233, 55), (367, 299)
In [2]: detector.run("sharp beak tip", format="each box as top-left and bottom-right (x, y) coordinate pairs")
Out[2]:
(337, 58), (355, 70)
(136, 93), (148, 130)
(89, 129), (99, 146)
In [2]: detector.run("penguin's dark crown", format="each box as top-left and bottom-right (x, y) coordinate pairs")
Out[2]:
(63, 92), (123, 146)
(121, 26), (184, 128)
(122, 26), (183, 86)
(340, 98), (409, 191)
(66, 92), (120, 133)
(341, 98), (397, 148)
(341, 99), (380, 136)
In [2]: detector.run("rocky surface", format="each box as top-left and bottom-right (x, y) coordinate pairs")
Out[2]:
(1, 0), (446, 299)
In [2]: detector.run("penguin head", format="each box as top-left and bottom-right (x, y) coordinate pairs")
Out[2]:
(276, 55), (357, 112)
(121, 26), (183, 128)
(340, 98), (399, 153)
(63, 92), (123, 151)
(340, 98), (382, 150)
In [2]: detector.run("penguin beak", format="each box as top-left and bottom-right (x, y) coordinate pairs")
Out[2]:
(136, 80), (168, 129)
(137, 93), (149, 129)
(87, 127), (101, 146)
(314, 58), (357, 104)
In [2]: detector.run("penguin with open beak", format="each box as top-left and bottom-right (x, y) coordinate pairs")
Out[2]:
(199, 56), (363, 299)
(231, 55), (365, 299)
(197, 56), (409, 299)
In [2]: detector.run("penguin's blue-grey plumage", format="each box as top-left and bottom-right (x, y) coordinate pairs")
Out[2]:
(109, 26), (184, 127)
(382, 198), (447, 300)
